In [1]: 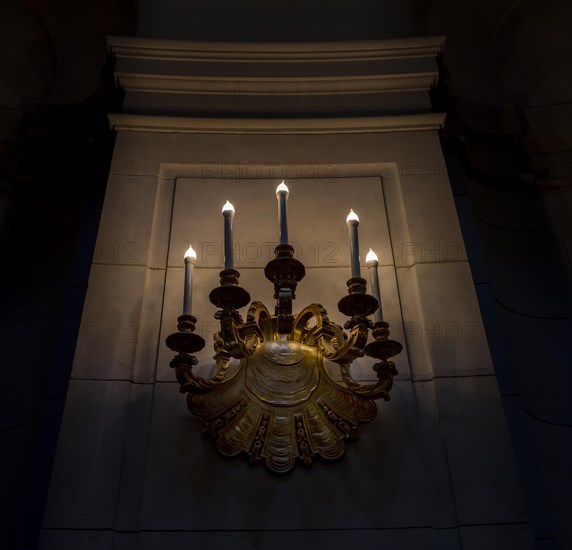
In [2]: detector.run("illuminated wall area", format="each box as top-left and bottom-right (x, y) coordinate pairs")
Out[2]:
(40, 37), (536, 549)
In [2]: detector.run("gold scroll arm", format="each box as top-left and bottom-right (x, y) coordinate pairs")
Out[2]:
(291, 304), (368, 364)
(291, 304), (369, 364)
(291, 303), (331, 345)
(292, 304), (397, 399)
(338, 359), (397, 401)
(171, 348), (233, 394)
(291, 303), (351, 356)
(337, 322), (401, 400)
(216, 301), (271, 359)
(175, 302), (273, 394)
(244, 301), (273, 343)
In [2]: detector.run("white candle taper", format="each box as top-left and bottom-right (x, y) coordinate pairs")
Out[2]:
(276, 181), (289, 245)
(222, 201), (235, 269)
(346, 209), (361, 278)
(366, 248), (383, 322)
(183, 245), (197, 315)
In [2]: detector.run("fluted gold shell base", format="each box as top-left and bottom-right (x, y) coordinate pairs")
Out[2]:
(188, 341), (376, 474)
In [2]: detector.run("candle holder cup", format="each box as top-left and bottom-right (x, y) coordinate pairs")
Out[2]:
(264, 244), (305, 333)
(338, 277), (379, 324)
(166, 315), (207, 391)
(208, 269), (251, 311)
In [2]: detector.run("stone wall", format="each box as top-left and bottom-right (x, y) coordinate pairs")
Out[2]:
(40, 125), (534, 549)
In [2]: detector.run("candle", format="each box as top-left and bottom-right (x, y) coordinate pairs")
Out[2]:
(222, 200), (235, 269)
(366, 249), (383, 322)
(183, 245), (197, 315)
(346, 209), (361, 278)
(276, 181), (289, 245)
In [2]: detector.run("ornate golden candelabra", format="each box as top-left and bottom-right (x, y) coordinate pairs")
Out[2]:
(166, 242), (402, 474)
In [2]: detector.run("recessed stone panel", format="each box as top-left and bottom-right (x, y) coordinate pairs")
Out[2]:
(168, 176), (393, 270)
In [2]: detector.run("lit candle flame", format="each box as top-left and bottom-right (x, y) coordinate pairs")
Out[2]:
(184, 245), (197, 262)
(222, 200), (235, 214)
(366, 248), (379, 265)
(346, 209), (359, 224)
(276, 181), (289, 196)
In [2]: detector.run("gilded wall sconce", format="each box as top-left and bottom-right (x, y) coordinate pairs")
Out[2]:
(166, 183), (402, 474)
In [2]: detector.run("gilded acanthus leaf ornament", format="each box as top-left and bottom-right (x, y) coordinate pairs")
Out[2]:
(166, 243), (402, 474)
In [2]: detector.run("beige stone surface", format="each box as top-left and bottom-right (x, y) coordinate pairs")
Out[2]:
(94, 175), (167, 268)
(396, 262), (494, 379)
(72, 264), (165, 382)
(50, 121), (519, 546)
(108, 129), (438, 181)
(168, 176), (393, 269)
(42, 380), (134, 529)
(139, 380), (456, 531)
(91, 171), (175, 271)
(110, 35), (441, 118)
(394, 155), (467, 268)
(108, 129), (465, 272)
(112, 384), (154, 532)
